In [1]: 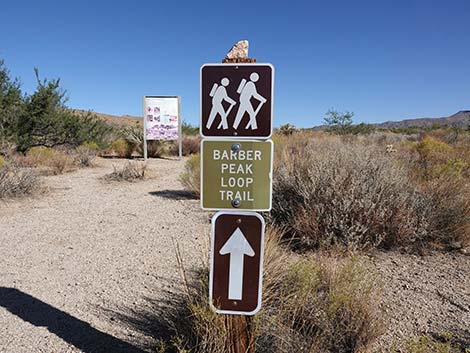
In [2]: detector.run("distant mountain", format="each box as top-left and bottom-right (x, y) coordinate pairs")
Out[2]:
(310, 111), (470, 130)
(374, 111), (470, 129)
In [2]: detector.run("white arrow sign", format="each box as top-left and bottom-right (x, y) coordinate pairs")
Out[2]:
(219, 227), (255, 300)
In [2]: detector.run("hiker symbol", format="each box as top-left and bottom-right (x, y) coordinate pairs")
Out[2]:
(206, 72), (267, 131)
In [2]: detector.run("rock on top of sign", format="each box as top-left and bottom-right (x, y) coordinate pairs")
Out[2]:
(225, 40), (249, 60)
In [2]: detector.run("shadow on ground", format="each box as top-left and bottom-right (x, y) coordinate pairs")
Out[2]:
(0, 287), (147, 353)
(98, 273), (201, 351)
(149, 190), (197, 200)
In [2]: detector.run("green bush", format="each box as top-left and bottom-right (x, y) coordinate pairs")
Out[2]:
(0, 60), (23, 143)
(111, 138), (135, 158)
(182, 121), (199, 136)
(1, 60), (113, 152)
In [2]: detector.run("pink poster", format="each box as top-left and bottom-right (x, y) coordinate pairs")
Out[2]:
(144, 97), (179, 141)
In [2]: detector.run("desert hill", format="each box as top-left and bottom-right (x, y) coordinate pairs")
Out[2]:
(375, 110), (470, 129)
(74, 109), (142, 127)
(311, 110), (470, 130)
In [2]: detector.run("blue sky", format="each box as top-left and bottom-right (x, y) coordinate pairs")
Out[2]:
(1, 0), (469, 127)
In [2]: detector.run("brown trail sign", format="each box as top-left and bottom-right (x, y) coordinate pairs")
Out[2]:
(209, 212), (265, 315)
(200, 63), (274, 138)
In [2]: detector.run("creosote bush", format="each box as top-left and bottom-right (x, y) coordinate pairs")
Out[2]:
(271, 136), (428, 251)
(0, 163), (40, 198)
(179, 153), (200, 197)
(103, 161), (147, 182)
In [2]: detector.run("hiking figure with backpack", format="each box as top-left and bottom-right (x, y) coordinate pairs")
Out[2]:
(206, 77), (236, 130)
(232, 72), (267, 130)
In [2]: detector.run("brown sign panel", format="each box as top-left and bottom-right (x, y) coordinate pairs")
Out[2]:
(200, 63), (274, 138)
(209, 212), (265, 315)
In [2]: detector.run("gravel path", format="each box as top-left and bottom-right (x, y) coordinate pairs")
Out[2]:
(1, 158), (468, 352)
(0, 158), (208, 353)
(374, 251), (470, 349)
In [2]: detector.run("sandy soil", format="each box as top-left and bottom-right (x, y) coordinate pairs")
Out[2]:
(0, 158), (208, 353)
(1, 158), (468, 352)
(374, 251), (470, 350)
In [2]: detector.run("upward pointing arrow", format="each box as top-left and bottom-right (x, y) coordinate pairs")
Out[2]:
(219, 227), (255, 300)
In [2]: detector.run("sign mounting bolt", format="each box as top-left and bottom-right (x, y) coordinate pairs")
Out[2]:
(231, 199), (241, 208)
(231, 143), (241, 152)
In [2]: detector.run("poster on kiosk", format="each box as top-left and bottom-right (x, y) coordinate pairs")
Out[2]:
(143, 96), (182, 159)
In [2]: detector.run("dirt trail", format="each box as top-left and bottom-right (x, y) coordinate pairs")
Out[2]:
(0, 158), (208, 353)
(1, 158), (468, 352)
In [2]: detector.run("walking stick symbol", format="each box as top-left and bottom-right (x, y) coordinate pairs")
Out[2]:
(233, 72), (267, 130)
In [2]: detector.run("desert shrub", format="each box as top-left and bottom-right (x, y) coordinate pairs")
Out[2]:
(111, 138), (135, 158)
(271, 137), (428, 251)
(420, 177), (470, 248)
(73, 142), (99, 167)
(179, 153), (200, 196)
(384, 333), (466, 353)
(147, 140), (170, 158)
(413, 136), (453, 179)
(16, 71), (112, 152)
(103, 161), (147, 182)
(260, 255), (384, 352)
(350, 122), (376, 135)
(1, 60), (113, 151)
(0, 138), (17, 158)
(181, 135), (200, 156)
(323, 109), (354, 134)
(182, 121), (199, 136)
(149, 229), (383, 353)
(278, 123), (298, 135)
(121, 123), (171, 158)
(24, 147), (73, 175)
(0, 60), (23, 142)
(0, 163), (40, 198)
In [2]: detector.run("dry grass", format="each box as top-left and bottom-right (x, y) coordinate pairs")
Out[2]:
(103, 161), (147, 182)
(22, 147), (74, 175)
(0, 162), (40, 199)
(181, 135), (200, 156)
(179, 153), (200, 197)
(148, 228), (384, 353)
(73, 142), (99, 167)
(382, 332), (468, 353)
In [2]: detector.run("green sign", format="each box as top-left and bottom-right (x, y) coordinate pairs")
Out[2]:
(201, 140), (273, 211)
